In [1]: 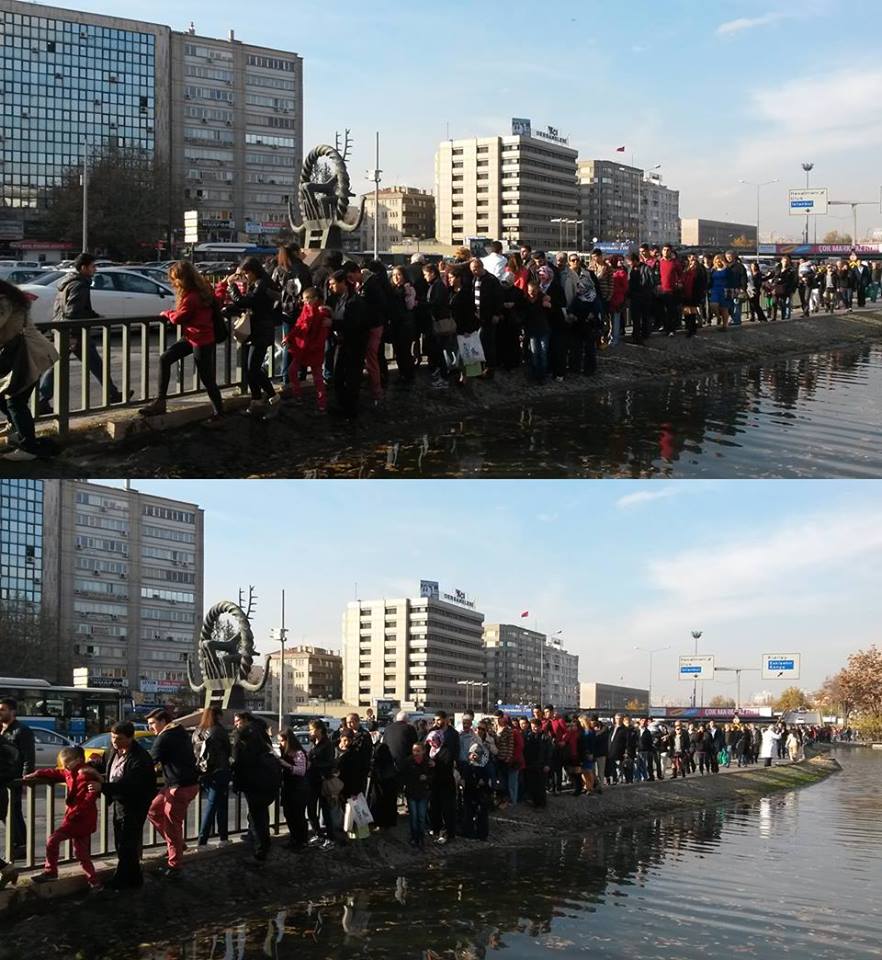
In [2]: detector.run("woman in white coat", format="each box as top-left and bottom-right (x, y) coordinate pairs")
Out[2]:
(759, 726), (781, 767)
(0, 279), (58, 461)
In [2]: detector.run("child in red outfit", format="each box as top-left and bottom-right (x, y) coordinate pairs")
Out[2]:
(23, 745), (101, 887)
(283, 287), (332, 411)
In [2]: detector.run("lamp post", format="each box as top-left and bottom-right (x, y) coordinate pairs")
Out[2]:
(801, 162), (814, 244)
(635, 645), (670, 712)
(365, 131), (382, 260)
(550, 217), (564, 250)
(690, 630), (702, 708)
(738, 178), (778, 259)
(456, 679), (471, 711)
(828, 200), (877, 249)
(269, 589), (288, 733)
(714, 666), (762, 711)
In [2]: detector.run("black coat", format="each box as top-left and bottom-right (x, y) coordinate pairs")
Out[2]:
(470, 271), (504, 325)
(399, 756), (433, 800)
(227, 277), (280, 345)
(151, 724), (199, 788)
(92, 741), (157, 812)
(1, 719), (35, 776)
(192, 723), (231, 776)
(523, 731), (553, 770)
(335, 747), (364, 800)
(306, 737), (335, 786)
(382, 720), (417, 770)
(360, 271), (391, 329)
(231, 719), (278, 795)
(607, 724), (630, 762)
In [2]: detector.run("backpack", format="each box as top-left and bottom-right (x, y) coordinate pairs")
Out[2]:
(279, 273), (303, 318)
(210, 298), (229, 344)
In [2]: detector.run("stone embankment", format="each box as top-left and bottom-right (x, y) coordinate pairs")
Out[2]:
(0, 754), (840, 954)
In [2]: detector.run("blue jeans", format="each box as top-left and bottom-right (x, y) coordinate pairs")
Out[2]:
(39, 335), (113, 405)
(507, 767), (520, 805)
(528, 334), (549, 381)
(610, 311), (623, 345)
(198, 769), (230, 843)
(407, 797), (428, 844)
(731, 298), (743, 325)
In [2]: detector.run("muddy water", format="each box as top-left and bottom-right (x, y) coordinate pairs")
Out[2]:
(291, 345), (882, 478)
(126, 748), (880, 960)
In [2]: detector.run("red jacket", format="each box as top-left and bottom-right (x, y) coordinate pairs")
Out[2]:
(610, 268), (628, 310)
(562, 727), (580, 763)
(162, 291), (215, 348)
(659, 258), (683, 294)
(33, 765), (100, 835)
(510, 724), (525, 770)
(285, 301), (331, 357)
(549, 717), (569, 745)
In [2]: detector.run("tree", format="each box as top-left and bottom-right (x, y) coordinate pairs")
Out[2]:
(731, 234), (754, 249)
(813, 671), (854, 723)
(773, 686), (809, 712)
(42, 145), (172, 260)
(625, 697), (646, 712)
(0, 598), (61, 680)
(709, 695), (736, 707)
(837, 646), (882, 737)
(822, 230), (852, 244)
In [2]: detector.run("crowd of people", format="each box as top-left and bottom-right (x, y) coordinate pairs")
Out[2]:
(1, 242), (880, 459)
(0, 697), (819, 894)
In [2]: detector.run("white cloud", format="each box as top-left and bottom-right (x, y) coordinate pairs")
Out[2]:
(716, 13), (787, 35)
(616, 487), (682, 510)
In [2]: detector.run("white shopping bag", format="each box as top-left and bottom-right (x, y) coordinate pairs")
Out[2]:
(457, 331), (485, 365)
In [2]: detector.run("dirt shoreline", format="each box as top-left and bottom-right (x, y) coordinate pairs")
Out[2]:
(0, 754), (839, 954)
(11, 308), (882, 478)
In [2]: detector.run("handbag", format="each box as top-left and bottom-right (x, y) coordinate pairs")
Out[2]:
(432, 316), (456, 337)
(457, 331), (485, 366)
(211, 300), (228, 345)
(232, 310), (252, 343)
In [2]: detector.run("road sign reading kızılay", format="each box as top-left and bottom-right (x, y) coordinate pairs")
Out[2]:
(678, 655), (715, 680)
(788, 188), (828, 216)
(762, 653), (801, 680)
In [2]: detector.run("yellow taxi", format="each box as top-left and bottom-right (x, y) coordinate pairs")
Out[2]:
(57, 730), (156, 767)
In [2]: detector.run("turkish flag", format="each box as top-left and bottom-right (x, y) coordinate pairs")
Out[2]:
(616, 145), (626, 152)
(520, 610), (529, 618)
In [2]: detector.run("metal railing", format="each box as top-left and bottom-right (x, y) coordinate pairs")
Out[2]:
(3, 783), (283, 872)
(31, 314), (290, 439)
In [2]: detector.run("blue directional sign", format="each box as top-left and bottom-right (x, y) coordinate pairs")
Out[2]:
(791, 200), (814, 209)
(767, 659), (795, 671)
(678, 655), (715, 680)
(680, 665), (701, 674)
(762, 653), (801, 679)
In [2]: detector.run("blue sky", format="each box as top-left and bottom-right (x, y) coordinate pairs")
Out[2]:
(45, 0), (882, 240)
(97, 479), (882, 704)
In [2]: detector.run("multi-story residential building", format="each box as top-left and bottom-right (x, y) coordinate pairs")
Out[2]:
(264, 645), (342, 712)
(342, 593), (485, 712)
(483, 624), (579, 708)
(579, 682), (650, 714)
(357, 186), (435, 252)
(577, 160), (641, 244)
(542, 638), (579, 709)
(680, 218), (757, 249)
(0, 1), (302, 252)
(435, 126), (578, 250)
(640, 172), (680, 246)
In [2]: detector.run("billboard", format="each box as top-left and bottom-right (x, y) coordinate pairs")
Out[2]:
(678, 655), (715, 681)
(788, 188), (828, 216)
(511, 117), (532, 137)
(419, 579), (439, 600)
(762, 653), (801, 680)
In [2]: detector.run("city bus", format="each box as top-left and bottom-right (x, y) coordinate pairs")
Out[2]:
(191, 242), (277, 265)
(0, 677), (126, 741)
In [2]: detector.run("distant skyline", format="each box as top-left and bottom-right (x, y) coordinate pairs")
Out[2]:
(93, 479), (882, 705)
(34, 0), (882, 241)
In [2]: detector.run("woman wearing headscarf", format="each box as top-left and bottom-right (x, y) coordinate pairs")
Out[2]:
(425, 728), (456, 845)
(367, 734), (399, 829)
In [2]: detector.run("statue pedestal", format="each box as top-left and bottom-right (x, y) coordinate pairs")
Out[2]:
(203, 678), (246, 711)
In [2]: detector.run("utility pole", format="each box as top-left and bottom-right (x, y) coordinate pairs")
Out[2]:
(270, 590), (288, 733)
(81, 147), (89, 253)
(690, 630), (702, 708)
(828, 200), (877, 247)
(801, 162), (814, 244)
(366, 132), (382, 260)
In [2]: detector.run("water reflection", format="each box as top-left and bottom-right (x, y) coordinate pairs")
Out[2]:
(290, 345), (882, 478)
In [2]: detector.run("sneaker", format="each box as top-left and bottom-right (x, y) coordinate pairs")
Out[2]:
(435, 834), (448, 846)
(242, 400), (267, 417)
(215, 839), (232, 847)
(263, 396), (281, 419)
(307, 835), (323, 846)
(2, 446), (38, 462)
(0, 865), (19, 890)
(319, 839), (335, 851)
(138, 399), (167, 418)
(31, 872), (58, 885)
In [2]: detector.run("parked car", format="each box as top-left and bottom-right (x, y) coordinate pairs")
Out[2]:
(19, 267), (174, 324)
(69, 729), (156, 765)
(0, 259), (41, 269)
(30, 727), (77, 767)
(0, 267), (44, 285)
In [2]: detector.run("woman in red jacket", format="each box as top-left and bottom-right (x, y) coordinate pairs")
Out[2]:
(283, 287), (332, 411)
(139, 260), (224, 427)
(22, 745), (102, 887)
(608, 256), (628, 346)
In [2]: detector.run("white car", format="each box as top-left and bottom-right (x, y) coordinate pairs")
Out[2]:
(0, 267), (43, 285)
(29, 727), (77, 767)
(19, 268), (175, 325)
(0, 259), (41, 269)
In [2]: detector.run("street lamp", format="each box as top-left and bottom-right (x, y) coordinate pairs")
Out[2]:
(829, 200), (877, 249)
(738, 178), (778, 259)
(550, 217), (564, 250)
(690, 630), (702, 708)
(269, 588), (288, 733)
(801, 162), (814, 243)
(634, 644), (671, 712)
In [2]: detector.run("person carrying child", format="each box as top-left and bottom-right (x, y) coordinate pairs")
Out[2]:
(283, 287), (332, 411)
(22, 745), (102, 888)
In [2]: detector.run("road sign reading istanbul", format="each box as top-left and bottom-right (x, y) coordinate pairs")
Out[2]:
(788, 188), (828, 216)
(678, 655), (715, 680)
(762, 653), (801, 680)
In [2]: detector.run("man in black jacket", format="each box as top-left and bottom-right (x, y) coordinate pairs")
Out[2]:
(468, 258), (504, 376)
(382, 712), (417, 773)
(329, 269), (370, 420)
(606, 713), (628, 784)
(0, 697), (35, 855)
(522, 718), (553, 807)
(90, 721), (157, 889)
(146, 709), (200, 877)
(637, 718), (657, 781)
(0, 728), (21, 885)
(39, 253), (125, 414)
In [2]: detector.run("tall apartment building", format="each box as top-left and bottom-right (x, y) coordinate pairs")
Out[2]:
(680, 218), (757, 249)
(435, 129), (578, 250)
(577, 160), (641, 243)
(357, 186), (435, 252)
(264, 645), (342, 712)
(640, 172), (680, 246)
(483, 624), (579, 708)
(1, 480), (204, 696)
(342, 594), (485, 712)
(0, 1), (302, 250)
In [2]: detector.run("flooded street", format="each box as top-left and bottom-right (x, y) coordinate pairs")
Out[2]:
(123, 748), (880, 960)
(288, 345), (882, 478)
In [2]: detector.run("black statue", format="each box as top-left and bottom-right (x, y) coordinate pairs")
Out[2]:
(288, 143), (365, 250)
(187, 600), (270, 709)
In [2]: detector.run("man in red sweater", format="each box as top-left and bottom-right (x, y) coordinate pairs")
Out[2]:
(658, 245), (684, 336)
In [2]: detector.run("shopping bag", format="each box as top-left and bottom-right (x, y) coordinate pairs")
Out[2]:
(232, 310), (252, 343)
(457, 331), (485, 366)
(348, 792), (374, 828)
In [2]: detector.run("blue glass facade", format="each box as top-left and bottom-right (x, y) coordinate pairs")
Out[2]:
(0, 9), (156, 212)
(0, 478), (43, 605)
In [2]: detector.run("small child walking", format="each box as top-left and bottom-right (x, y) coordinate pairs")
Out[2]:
(283, 287), (332, 411)
(23, 745), (102, 888)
